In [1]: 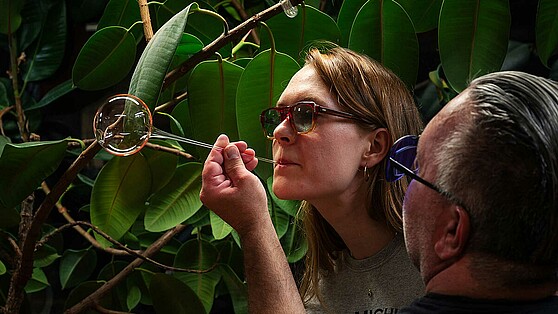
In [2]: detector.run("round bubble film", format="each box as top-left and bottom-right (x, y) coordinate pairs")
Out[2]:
(93, 94), (152, 156)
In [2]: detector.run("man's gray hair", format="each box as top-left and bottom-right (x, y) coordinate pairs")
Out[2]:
(435, 71), (558, 265)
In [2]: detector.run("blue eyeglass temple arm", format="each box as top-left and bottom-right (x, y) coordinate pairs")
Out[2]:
(388, 157), (444, 194)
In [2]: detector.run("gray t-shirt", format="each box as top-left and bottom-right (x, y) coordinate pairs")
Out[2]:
(306, 235), (425, 314)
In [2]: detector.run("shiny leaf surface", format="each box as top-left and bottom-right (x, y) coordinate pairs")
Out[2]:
(144, 163), (203, 232)
(174, 238), (220, 313)
(349, 0), (419, 88)
(129, 3), (198, 110)
(0, 139), (67, 210)
(59, 248), (97, 290)
(439, 0), (511, 91)
(72, 26), (136, 90)
(90, 154), (151, 246)
(150, 274), (206, 314)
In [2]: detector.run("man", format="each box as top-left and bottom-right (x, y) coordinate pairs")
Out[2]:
(391, 71), (558, 312)
(200, 71), (558, 313)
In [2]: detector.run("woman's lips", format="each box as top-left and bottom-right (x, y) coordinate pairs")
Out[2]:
(275, 158), (298, 167)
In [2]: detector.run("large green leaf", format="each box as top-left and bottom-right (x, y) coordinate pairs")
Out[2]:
(209, 211), (232, 240)
(173, 238), (220, 313)
(59, 247), (97, 290)
(126, 285), (141, 310)
(187, 60), (243, 156)
(349, 0), (419, 88)
(21, 0), (66, 82)
(236, 50), (300, 179)
(90, 154), (151, 246)
(396, 0), (442, 33)
(260, 5), (341, 63)
(141, 147), (178, 194)
(33, 244), (60, 268)
(337, 0), (367, 46)
(150, 274), (206, 314)
(0, 260), (5, 275)
(218, 264), (247, 314)
(536, 0), (558, 67)
(129, 3), (198, 111)
(0, 0), (24, 34)
(439, 0), (510, 92)
(144, 163), (203, 232)
(0, 139), (67, 210)
(24, 267), (49, 293)
(72, 26), (136, 90)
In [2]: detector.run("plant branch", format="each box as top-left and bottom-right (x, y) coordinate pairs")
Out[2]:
(154, 91), (188, 113)
(64, 224), (189, 314)
(39, 221), (218, 273)
(7, 33), (28, 141)
(39, 182), (136, 256)
(138, 0), (154, 42)
(162, 0), (303, 90)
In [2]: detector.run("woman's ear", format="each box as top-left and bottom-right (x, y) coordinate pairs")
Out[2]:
(363, 128), (391, 166)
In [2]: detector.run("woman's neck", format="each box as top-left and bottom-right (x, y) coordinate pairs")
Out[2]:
(312, 191), (396, 260)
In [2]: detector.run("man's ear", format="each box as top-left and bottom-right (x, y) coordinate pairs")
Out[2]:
(434, 206), (470, 260)
(362, 128), (390, 167)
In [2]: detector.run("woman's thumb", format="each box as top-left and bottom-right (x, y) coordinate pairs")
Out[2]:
(223, 145), (246, 178)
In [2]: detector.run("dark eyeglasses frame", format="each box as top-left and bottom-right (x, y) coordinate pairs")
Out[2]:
(387, 135), (466, 208)
(260, 101), (373, 139)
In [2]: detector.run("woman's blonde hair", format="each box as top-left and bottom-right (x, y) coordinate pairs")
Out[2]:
(298, 45), (423, 304)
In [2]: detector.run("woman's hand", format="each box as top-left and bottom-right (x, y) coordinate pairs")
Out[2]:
(200, 134), (269, 236)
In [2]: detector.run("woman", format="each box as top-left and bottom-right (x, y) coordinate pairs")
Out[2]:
(201, 45), (425, 313)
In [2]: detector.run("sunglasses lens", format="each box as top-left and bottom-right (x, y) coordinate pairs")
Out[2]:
(292, 103), (314, 133)
(261, 109), (283, 137)
(386, 136), (419, 182)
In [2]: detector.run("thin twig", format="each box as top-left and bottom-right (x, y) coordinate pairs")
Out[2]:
(38, 221), (218, 274)
(65, 224), (190, 314)
(154, 91), (188, 113)
(39, 182), (136, 256)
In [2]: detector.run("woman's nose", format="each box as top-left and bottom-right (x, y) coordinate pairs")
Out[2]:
(273, 116), (296, 144)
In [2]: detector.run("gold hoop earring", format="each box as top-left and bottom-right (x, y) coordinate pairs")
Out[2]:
(364, 165), (371, 182)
